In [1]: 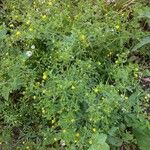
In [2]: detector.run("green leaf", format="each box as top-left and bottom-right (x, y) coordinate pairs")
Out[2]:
(107, 136), (122, 147)
(88, 133), (110, 150)
(0, 26), (7, 39)
(1, 86), (11, 100)
(89, 143), (109, 150)
(134, 128), (150, 150)
(139, 12), (150, 19)
(132, 36), (150, 51)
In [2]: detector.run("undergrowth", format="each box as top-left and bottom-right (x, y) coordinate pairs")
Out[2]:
(0, 0), (150, 150)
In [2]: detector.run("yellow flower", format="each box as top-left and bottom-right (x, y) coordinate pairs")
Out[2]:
(71, 119), (75, 123)
(42, 89), (46, 94)
(29, 28), (33, 31)
(52, 119), (55, 124)
(125, 97), (128, 100)
(42, 15), (47, 19)
(88, 64), (91, 68)
(76, 133), (80, 137)
(97, 62), (101, 65)
(26, 20), (30, 25)
(43, 74), (47, 80)
(43, 73), (47, 80)
(74, 140), (77, 143)
(107, 51), (112, 57)
(89, 140), (92, 144)
(115, 60), (118, 64)
(54, 138), (57, 141)
(48, 1), (52, 6)
(16, 31), (21, 36)
(71, 85), (75, 90)
(145, 96), (148, 100)
(9, 24), (14, 27)
(94, 88), (99, 93)
(92, 128), (96, 132)
(63, 129), (66, 133)
(33, 96), (36, 100)
(80, 34), (85, 41)
(134, 74), (138, 78)
(42, 110), (45, 113)
(121, 94), (124, 97)
(115, 25), (120, 29)
(42, 108), (45, 114)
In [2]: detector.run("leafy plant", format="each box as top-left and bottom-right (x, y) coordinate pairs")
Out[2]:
(0, 0), (149, 149)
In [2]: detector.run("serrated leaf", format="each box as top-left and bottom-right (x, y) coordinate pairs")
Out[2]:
(139, 12), (150, 19)
(134, 128), (150, 150)
(132, 36), (150, 51)
(0, 26), (7, 39)
(89, 143), (109, 150)
(91, 133), (107, 144)
(1, 86), (11, 100)
(88, 133), (110, 150)
(107, 136), (122, 147)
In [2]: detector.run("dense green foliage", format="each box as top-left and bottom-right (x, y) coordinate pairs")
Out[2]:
(0, 0), (150, 149)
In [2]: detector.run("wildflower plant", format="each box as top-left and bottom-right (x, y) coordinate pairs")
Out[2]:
(0, 0), (150, 150)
